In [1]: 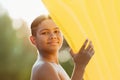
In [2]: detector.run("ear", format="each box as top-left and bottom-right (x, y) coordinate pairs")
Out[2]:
(30, 36), (36, 46)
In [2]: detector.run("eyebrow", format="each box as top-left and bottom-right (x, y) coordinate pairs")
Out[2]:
(40, 27), (59, 32)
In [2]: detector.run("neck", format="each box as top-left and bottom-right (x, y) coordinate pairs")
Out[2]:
(38, 50), (59, 64)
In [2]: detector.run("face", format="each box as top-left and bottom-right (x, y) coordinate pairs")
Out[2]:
(31, 19), (63, 53)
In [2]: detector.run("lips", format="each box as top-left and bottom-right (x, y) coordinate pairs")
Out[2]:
(47, 41), (59, 45)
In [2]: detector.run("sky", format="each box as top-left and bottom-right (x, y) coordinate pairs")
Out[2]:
(0, 0), (49, 26)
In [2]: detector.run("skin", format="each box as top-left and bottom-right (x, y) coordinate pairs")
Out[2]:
(30, 19), (94, 80)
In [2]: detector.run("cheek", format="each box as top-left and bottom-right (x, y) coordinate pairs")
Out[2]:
(59, 35), (63, 44)
(36, 37), (47, 46)
(41, 37), (47, 42)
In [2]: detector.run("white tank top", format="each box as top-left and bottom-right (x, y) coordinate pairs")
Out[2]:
(49, 62), (71, 80)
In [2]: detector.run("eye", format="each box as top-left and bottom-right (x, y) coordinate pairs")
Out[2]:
(41, 31), (49, 35)
(54, 30), (60, 34)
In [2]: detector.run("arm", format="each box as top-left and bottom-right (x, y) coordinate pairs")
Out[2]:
(70, 39), (95, 80)
(71, 65), (85, 80)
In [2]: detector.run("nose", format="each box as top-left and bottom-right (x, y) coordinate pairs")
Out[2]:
(49, 32), (57, 39)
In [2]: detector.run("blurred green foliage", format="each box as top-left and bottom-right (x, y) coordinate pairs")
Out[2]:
(0, 5), (73, 80)
(0, 8), (37, 80)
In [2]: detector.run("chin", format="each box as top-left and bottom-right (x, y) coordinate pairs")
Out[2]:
(48, 47), (60, 51)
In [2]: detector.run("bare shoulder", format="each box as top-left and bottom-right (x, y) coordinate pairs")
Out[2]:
(31, 61), (60, 80)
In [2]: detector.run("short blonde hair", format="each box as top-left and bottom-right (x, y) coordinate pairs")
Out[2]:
(31, 15), (51, 36)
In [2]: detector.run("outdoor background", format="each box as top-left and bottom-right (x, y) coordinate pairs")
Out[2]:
(0, 0), (74, 80)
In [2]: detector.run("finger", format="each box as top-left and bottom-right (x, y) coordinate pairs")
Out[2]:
(88, 42), (94, 52)
(79, 39), (88, 53)
(89, 47), (93, 52)
(88, 42), (94, 56)
(89, 48), (95, 57)
(86, 41), (92, 51)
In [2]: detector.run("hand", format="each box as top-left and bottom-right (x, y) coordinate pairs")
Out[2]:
(70, 39), (95, 68)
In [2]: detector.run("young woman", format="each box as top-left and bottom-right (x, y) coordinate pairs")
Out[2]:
(30, 15), (94, 80)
